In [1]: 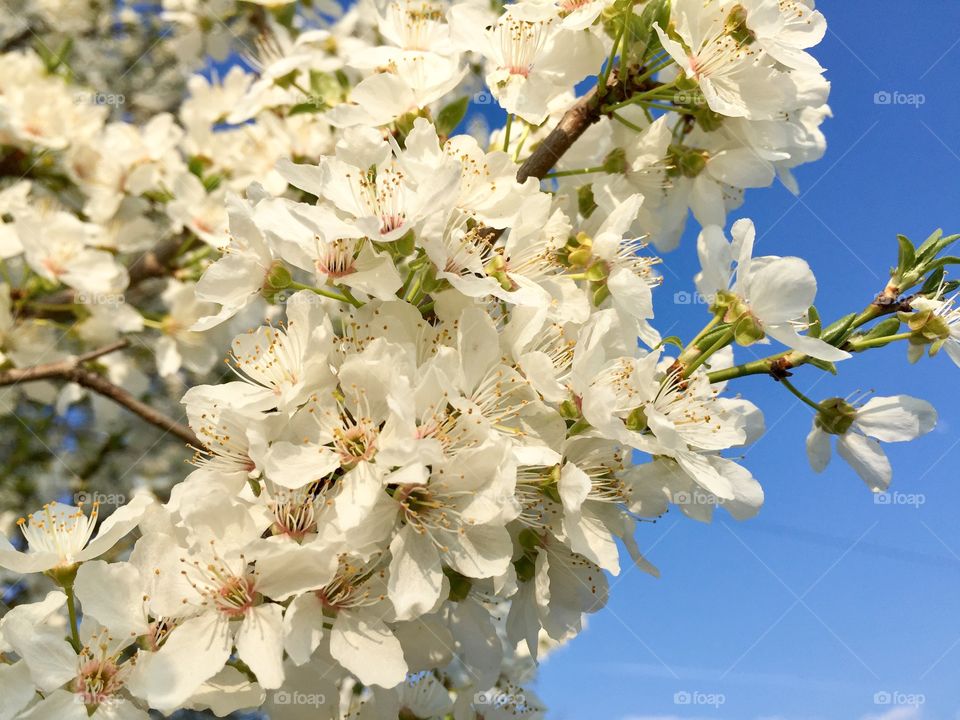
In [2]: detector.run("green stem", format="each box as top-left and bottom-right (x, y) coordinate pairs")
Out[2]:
(598, 15), (627, 95)
(706, 298), (910, 384)
(636, 100), (696, 115)
(65, 584), (81, 652)
(611, 112), (647, 133)
(542, 166), (607, 180)
(687, 314), (722, 348)
(682, 328), (734, 378)
(630, 55), (673, 86)
(848, 331), (914, 351)
(603, 79), (679, 113)
(778, 376), (823, 411)
(502, 114), (513, 153)
(289, 281), (362, 307)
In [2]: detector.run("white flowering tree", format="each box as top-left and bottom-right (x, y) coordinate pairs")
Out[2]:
(0, 1), (956, 718)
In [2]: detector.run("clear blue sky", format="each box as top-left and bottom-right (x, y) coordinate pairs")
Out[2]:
(532, 2), (960, 719)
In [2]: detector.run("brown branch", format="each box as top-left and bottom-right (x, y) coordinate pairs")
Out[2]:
(517, 71), (658, 183)
(0, 340), (200, 447)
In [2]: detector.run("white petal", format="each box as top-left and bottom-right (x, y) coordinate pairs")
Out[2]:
(282, 593), (326, 666)
(837, 433), (892, 492)
(805, 425), (832, 473)
(388, 524), (443, 620)
(0, 661), (39, 720)
(765, 323), (851, 362)
(854, 395), (937, 442)
(253, 543), (338, 601)
(127, 612), (232, 711)
(329, 608), (407, 688)
(747, 256), (817, 325)
(236, 604), (285, 690)
(19, 689), (88, 720)
(74, 561), (149, 638)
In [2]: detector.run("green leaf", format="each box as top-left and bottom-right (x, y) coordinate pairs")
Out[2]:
(806, 358), (838, 375)
(807, 305), (822, 338)
(658, 336), (684, 349)
(896, 234), (916, 274)
(435, 96), (469, 137)
(863, 316), (902, 340)
(288, 101), (327, 116)
(920, 267), (945, 295)
(915, 228), (944, 261)
(821, 312), (857, 345)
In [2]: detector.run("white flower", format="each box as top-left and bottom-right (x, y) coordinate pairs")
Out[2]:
(191, 192), (277, 331)
(2, 595), (147, 720)
(19, 210), (129, 296)
(451, 1), (604, 125)
(695, 217), (851, 361)
(386, 441), (517, 619)
(278, 125), (461, 243)
(910, 293), (960, 366)
(0, 494), (152, 574)
(806, 394), (937, 492)
(655, 0), (798, 119)
(739, 0), (827, 71)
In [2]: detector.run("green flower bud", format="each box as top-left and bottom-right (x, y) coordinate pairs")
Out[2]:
(260, 262), (293, 300)
(668, 144), (709, 179)
(602, 147), (628, 174)
(444, 568), (472, 602)
(724, 4), (757, 45)
(814, 397), (857, 435)
(733, 315), (765, 346)
(625, 406), (649, 432)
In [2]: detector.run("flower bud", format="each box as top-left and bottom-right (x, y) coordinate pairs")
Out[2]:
(814, 398), (857, 435)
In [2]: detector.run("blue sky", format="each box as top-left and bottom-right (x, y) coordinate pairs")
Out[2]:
(531, 2), (960, 719)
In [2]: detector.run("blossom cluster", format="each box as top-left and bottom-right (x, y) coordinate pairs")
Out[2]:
(0, 0), (954, 718)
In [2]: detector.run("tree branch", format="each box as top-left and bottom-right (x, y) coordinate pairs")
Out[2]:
(517, 71), (658, 183)
(0, 340), (200, 447)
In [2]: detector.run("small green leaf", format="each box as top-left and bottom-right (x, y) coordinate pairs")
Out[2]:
(807, 305), (822, 338)
(436, 96), (469, 137)
(896, 234), (916, 274)
(863, 316), (902, 340)
(821, 312), (858, 345)
(806, 358), (838, 375)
